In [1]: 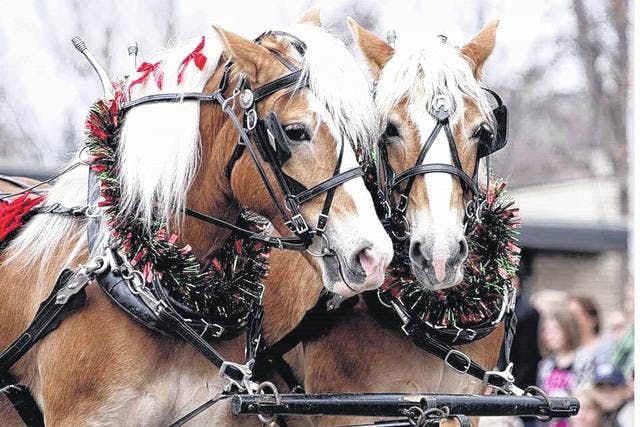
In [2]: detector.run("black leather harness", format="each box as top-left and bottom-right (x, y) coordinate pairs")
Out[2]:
(376, 88), (507, 227)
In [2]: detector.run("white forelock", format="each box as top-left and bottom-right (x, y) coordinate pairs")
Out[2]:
(118, 33), (223, 229)
(375, 36), (494, 129)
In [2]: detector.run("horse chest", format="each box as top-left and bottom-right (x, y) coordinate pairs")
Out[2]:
(89, 369), (217, 426)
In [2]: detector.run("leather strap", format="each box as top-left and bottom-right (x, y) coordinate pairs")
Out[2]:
(392, 164), (478, 196)
(184, 208), (308, 251)
(0, 372), (44, 427)
(0, 270), (88, 372)
(293, 167), (363, 205)
(253, 70), (306, 103)
(0, 269), (90, 427)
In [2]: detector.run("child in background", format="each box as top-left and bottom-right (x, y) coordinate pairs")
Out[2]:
(537, 309), (581, 427)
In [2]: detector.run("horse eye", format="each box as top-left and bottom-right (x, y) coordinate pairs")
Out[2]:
(383, 122), (400, 140)
(284, 124), (310, 143)
(473, 123), (495, 143)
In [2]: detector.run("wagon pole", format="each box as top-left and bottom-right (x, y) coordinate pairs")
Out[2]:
(231, 392), (579, 420)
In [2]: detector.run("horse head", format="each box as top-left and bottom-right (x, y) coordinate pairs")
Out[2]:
(349, 18), (502, 291)
(121, 17), (392, 298)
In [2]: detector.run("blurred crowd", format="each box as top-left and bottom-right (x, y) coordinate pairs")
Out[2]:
(505, 281), (634, 427)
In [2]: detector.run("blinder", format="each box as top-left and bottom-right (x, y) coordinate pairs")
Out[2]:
(254, 112), (292, 167)
(477, 89), (508, 158)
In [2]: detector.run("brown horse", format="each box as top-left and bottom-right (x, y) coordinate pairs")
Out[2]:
(0, 12), (392, 426)
(292, 19), (506, 426)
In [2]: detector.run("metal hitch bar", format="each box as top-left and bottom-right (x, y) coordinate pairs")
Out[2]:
(231, 392), (580, 419)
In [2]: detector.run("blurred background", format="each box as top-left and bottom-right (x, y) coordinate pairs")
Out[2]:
(0, 0), (633, 424)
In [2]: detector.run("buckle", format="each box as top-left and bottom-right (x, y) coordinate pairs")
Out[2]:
(219, 361), (257, 393)
(444, 349), (471, 374)
(397, 194), (409, 213)
(483, 362), (524, 396)
(290, 213), (309, 235)
(199, 320), (224, 339)
(316, 213), (328, 234)
(453, 327), (478, 343)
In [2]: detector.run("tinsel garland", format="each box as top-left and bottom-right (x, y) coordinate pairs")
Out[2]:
(362, 153), (521, 333)
(84, 88), (270, 327)
(382, 179), (521, 330)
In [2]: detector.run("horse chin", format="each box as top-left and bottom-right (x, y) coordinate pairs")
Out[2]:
(411, 262), (464, 291)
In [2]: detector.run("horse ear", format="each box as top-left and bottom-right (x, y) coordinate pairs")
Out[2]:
(299, 7), (321, 26)
(212, 25), (273, 83)
(347, 16), (393, 79)
(460, 20), (499, 79)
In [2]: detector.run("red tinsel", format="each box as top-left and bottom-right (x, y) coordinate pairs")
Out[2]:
(0, 193), (45, 241)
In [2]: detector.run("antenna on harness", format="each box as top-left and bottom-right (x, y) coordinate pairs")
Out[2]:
(71, 36), (114, 99)
(127, 41), (139, 78)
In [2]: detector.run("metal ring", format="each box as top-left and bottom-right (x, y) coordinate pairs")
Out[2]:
(85, 204), (102, 218)
(525, 385), (553, 422)
(221, 91), (238, 111)
(246, 109), (257, 131)
(256, 381), (280, 424)
(78, 146), (91, 165)
(391, 215), (410, 241)
(306, 233), (331, 257)
(376, 288), (393, 308)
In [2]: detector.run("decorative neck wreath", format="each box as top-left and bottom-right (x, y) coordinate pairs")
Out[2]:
(85, 87), (270, 335)
(362, 159), (522, 344)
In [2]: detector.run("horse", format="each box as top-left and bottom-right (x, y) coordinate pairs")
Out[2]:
(289, 19), (509, 426)
(0, 11), (393, 426)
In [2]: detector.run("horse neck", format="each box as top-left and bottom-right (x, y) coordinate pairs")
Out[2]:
(181, 68), (241, 259)
(261, 248), (322, 344)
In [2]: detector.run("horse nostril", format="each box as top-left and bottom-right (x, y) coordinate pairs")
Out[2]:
(410, 241), (428, 266)
(455, 238), (469, 263)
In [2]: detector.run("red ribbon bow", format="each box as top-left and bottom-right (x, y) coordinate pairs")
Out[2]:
(129, 61), (164, 92)
(177, 36), (208, 85)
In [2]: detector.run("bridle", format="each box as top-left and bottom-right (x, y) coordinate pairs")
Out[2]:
(375, 88), (508, 235)
(122, 31), (364, 251)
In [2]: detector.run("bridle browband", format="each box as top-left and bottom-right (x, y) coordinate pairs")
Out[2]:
(122, 31), (364, 251)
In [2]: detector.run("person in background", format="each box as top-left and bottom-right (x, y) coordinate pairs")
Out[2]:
(590, 363), (634, 427)
(496, 275), (542, 427)
(568, 294), (611, 389)
(530, 289), (567, 317)
(609, 285), (633, 379)
(536, 309), (581, 427)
